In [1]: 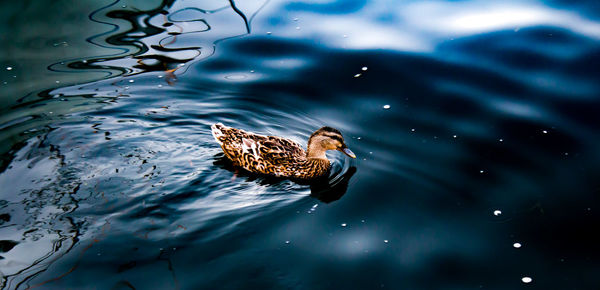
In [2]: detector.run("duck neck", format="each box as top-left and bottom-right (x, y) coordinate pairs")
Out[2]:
(306, 143), (328, 160)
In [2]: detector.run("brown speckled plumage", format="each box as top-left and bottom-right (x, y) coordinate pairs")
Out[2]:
(211, 123), (356, 180)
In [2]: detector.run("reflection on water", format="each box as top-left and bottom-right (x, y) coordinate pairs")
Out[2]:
(1, 0), (600, 288)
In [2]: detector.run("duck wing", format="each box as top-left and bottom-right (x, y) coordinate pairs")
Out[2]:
(212, 123), (306, 169)
(257, 136), (306, 162)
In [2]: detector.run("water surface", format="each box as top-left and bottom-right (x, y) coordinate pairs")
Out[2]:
(1, 0), (599, 289)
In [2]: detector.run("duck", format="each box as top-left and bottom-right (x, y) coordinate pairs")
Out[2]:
(211, 123), (356, 180)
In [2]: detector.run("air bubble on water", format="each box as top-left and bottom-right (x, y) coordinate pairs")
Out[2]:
(267, 31), (272, 35)
(158, 84), (163, 88)
(341, 223), (347, 227)
(158, 75), (163, 78)
(480, 170), (485, 173)
(129, 80), (134, 83)
(542, 130), (548, 134)
(250, 70), (255, 73)
(362, 66), (368, 71)
(499, 138), (504, 142)
(411, 129), (415, 132)
(285, 240), (290, 244)
(453, 135), (457, 138)
(82, 60), (88, 63)
(383, 104), (390, 109)
(493, 210), (502, 216)
(55, 80), (60, 84)
(357, 137), (361, 140)
(513, 242), (522, 248)
(354, 73), (361, 78)
(6, 66), (13, 71)
(384, 240), (389, 243)
(521, 277), (532, 283)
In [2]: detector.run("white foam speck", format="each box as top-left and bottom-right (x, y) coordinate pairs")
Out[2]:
(542, 130), (548, 134)
(384, 240), (389, 243)
(383, 104), (390, 109)
(285, 240), (290, 244)
(513, 242), (522, 248)
(341, 223), (347, 227)
(129, 80), (134, 83)
(522, 277), (532, 283)
(6, 66), (12, 71)
(362, 66), (368, 71)
(354, 73), (361, 78)
(493, 210), (502, 216)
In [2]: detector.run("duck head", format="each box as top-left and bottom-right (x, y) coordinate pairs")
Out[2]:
(307, 126), (356, 159)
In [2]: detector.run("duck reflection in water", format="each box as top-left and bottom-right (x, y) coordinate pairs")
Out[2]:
(213, 153), (357, 203)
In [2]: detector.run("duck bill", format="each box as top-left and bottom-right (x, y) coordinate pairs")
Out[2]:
(340, 147), (356, 159)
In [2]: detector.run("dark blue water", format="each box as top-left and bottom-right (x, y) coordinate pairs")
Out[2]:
(1, 0), (599, 289)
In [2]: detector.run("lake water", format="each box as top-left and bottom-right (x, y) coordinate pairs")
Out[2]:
(1, 0), (599, 289)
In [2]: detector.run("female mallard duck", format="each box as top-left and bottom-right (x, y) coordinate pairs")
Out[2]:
(211, 123), (356, 180)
